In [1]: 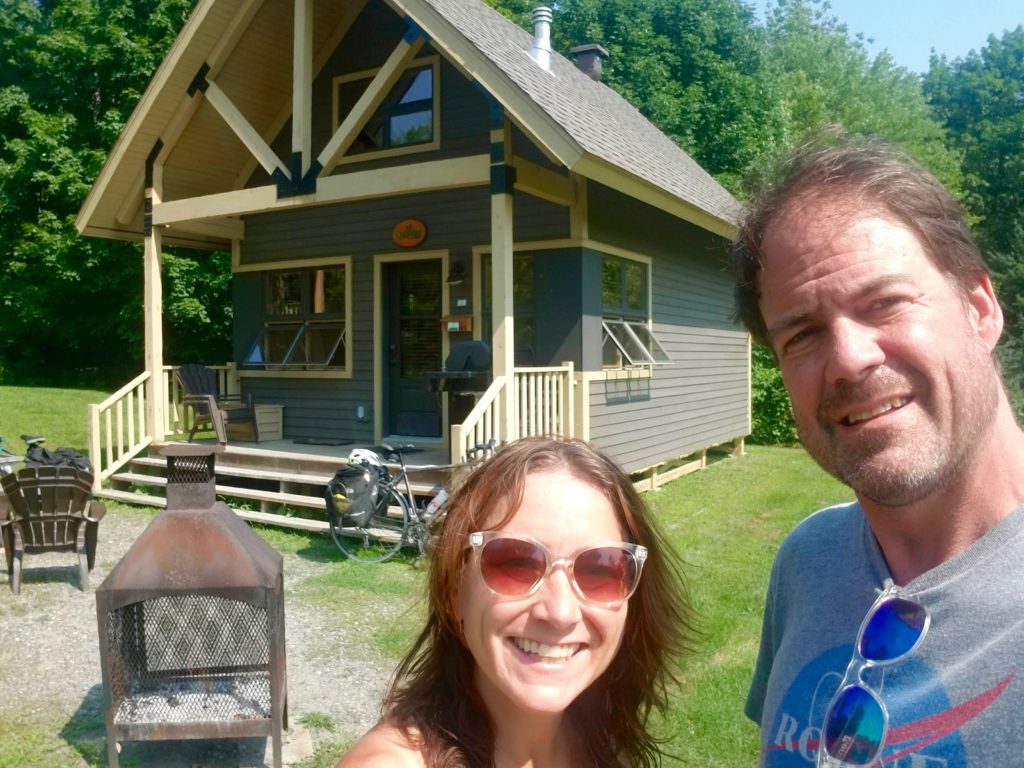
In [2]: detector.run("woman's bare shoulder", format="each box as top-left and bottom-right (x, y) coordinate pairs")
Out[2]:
(335, 722), (426, 768)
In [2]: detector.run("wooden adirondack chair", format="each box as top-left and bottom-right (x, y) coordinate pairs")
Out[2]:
(0, 466), (106, 594)
(175, 363), (259, 443)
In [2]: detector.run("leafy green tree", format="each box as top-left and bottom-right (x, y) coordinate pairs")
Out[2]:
(0, 0), (215, 386)
(756, 0), (962, 192)
(924, 27), (1024, 413)
(547, 0), (782, 193)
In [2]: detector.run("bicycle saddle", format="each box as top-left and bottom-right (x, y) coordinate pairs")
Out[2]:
(20, 434), (46, 446)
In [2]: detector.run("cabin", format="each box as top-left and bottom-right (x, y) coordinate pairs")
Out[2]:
(76, 0), (750, 525)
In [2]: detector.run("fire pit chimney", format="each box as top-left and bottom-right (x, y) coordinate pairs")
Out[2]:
(163, 442), (220, 509)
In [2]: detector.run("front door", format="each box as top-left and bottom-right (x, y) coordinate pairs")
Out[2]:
(384, 259), (442, 437)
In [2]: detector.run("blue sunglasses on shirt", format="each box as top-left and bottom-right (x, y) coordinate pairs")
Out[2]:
(817, 585), (930, 767)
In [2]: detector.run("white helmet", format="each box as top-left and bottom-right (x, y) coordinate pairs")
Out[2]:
(348, 448), (382, 468)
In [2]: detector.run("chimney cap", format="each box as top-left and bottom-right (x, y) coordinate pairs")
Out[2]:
(570, 43), (609, 57)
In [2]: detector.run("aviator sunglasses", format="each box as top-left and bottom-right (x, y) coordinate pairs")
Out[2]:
(818, 585), (930, 767)
(467, 531), (647, 607)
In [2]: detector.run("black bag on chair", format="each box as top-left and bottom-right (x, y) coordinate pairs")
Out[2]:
(324, 465), (378, 528)
(25, 445), (93, 472)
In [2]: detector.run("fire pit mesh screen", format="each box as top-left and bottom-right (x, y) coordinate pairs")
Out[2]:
(166, 453), (216, 484)
(106, 594), (271, 724)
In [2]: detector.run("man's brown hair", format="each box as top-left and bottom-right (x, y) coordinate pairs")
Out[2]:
(732, 131), (986, 347)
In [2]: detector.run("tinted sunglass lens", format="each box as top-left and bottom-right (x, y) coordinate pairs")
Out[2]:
(823, 685), (885, 765)
(859, 597), (928, 661)
(574, 547), (635, 603)
(480, 538), (547, 596)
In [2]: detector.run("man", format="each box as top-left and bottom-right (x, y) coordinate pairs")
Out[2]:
(733, 135), (1024, 767)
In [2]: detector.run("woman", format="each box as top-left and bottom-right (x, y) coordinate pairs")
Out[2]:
(337, 436), (695, 767)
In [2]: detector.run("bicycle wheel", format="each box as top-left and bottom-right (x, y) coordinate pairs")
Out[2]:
(330, 487), (408, 563)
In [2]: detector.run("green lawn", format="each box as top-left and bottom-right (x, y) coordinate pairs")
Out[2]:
(0, 386), (852, 767)
(0, 384), (109, 456)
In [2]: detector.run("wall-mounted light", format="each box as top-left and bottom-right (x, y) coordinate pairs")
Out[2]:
(446, 259), (466, 285)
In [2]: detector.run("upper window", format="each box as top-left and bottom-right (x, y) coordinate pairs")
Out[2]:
(333, 57), (439, 162)
(245, 265), (349, 369)
(601, 255), (671, 368)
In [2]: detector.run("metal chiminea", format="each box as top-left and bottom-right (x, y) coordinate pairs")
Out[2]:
(96, 443), (287, 767)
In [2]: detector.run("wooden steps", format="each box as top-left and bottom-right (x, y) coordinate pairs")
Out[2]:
(99, 447), (449, 533)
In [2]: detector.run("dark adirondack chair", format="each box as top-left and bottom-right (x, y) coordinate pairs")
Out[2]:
(175, 363), (259, 443)
(0, 466), (106, 594)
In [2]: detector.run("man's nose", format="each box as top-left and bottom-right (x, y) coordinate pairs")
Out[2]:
(825, 318), (884, 384)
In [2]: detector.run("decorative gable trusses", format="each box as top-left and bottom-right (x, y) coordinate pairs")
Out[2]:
(185, 11), (429, 199)
(79, 0), (737, 249)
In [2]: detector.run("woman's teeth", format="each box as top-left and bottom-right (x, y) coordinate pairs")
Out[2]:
(512, 638), (580, 660)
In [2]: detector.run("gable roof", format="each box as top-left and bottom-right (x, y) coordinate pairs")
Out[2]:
(77, 0), (739, 248)
(398, 0), (740, 232)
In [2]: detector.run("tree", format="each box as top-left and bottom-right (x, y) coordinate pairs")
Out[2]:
(756, 0), (962, 192)
(547, 0), (782, 193)
(0, 0), (221, 386)
(924, 27), (1024, 412)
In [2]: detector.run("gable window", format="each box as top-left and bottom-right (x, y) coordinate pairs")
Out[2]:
(333, 57), (440, 161)
(601, 255), (670, 367)
(245, 265), (349, 369)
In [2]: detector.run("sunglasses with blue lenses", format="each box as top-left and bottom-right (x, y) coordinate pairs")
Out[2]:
(818, 585), (930, 767)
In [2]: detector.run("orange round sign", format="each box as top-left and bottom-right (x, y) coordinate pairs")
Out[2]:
(392, 219), (427, 248)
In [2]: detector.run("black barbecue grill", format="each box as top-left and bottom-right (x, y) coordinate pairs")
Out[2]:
(425, 340), (492, 423)
(425, 340), (492, 395)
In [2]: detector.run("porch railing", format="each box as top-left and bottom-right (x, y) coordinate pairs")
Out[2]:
(87, 364), (238, 490)
(88, 371), (152, 489)
(450, 363), (574, 463)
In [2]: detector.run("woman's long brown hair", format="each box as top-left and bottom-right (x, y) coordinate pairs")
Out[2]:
(381, 436), (696, 767)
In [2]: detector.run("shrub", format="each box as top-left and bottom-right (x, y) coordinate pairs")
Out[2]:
(750, 345), (798, 445)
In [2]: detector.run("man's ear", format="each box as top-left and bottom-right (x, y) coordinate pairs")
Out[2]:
(965, 273), (1004, 351)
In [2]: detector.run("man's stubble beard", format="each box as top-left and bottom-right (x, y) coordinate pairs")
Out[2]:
(797, 346), (1000, 508)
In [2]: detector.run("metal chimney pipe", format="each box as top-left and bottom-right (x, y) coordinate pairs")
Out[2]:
(529, 6), (553, 72)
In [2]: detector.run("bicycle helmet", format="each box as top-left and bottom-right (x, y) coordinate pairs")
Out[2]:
(348, 448), (383, 468)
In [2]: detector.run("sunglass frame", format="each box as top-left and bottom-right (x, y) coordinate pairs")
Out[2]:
(817, 585), (931, 767)
(466, 530), (648, 607)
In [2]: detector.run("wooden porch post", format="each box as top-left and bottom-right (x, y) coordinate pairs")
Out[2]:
(489, 103), (516, 441)
(292, 0), (313, 177)
(144, 143), (166, 443)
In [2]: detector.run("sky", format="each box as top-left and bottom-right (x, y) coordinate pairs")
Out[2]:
(760, 0), (1024, 74)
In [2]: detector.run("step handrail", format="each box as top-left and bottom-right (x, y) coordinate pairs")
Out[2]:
(88, 371), (152, 490)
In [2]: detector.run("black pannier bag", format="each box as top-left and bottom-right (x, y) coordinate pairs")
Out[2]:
(25, 445), (93, 472)
(324, 464), (379, 527)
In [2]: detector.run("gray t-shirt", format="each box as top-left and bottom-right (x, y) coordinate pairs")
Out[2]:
(747, 501), (1024, 766)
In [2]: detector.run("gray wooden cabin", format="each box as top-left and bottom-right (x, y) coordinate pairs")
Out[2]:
(76, 0), (749, 518)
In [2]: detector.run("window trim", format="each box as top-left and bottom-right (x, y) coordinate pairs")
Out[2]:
(331, 55), (441, 165)
(242, 258), (353, 375)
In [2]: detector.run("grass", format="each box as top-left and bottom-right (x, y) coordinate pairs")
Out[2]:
(0, 384), (110, 455)
(0, 387), (853, 767)
(647, 447), (850, 764)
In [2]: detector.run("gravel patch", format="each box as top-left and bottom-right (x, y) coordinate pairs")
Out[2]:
(0, 506), (391, 767)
